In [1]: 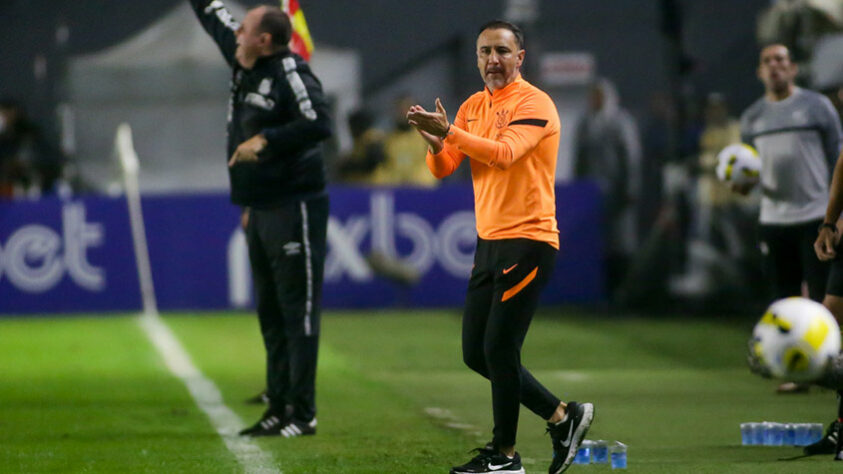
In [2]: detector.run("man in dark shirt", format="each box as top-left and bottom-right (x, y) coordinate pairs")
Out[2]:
(190, 0), (331, 437)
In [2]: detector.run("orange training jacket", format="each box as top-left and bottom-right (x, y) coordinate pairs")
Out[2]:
(426, 75), (561, 249)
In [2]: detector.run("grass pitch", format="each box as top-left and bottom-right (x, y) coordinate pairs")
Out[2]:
(0, 309), (839, 472)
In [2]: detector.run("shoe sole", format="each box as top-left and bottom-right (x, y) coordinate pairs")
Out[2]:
(553, 403), (595, 474)
(450, 469), (524, 474)
(248, 430), (315, 438)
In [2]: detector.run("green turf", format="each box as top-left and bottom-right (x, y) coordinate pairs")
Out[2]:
(1, 309), (841, 472)
(0, 316), (239, 473)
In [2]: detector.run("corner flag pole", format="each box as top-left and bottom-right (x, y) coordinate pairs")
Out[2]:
(113, 125), (281, 473)
(281, 0), (314, 60)
(114, 123), (158, 316)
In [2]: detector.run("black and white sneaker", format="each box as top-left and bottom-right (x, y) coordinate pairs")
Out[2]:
(450, 446), (525, 474)
(239, 409), (288, 436)
(547, 401), (594, 474)
(804, 420), (840, 456)
(278, 418), (317, 438)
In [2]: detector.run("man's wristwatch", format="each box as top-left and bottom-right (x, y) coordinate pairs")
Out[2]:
(819, 221), (837, 233)
(439, 124), (451, 140)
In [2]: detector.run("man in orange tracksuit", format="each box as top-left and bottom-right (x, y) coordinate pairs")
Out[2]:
(408, 20), (594, 474)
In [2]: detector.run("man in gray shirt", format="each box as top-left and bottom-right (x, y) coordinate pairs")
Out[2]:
(741, 43), (843, 451)
(740, 43), (842, 303)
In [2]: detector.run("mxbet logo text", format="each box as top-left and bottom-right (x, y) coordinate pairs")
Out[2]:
(0, 203), (105, 293)
(227, 191), (476, 307)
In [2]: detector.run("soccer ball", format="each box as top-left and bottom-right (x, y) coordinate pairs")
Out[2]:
(715, 143), (761, 187)
(751, 297), (841, 382)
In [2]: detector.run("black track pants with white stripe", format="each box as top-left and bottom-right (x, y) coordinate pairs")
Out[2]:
(247, 194), (328, 422)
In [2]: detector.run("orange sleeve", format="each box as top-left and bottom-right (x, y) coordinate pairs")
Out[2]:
(425, 103), (468, 179)
(446, 93), (555, 170)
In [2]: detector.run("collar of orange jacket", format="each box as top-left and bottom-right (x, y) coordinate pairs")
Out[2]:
(484, 74), (524, 100)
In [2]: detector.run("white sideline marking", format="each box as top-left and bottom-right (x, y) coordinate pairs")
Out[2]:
(424, 407), (484, 440)
(116, 124), (277, 472)
(139, 312), (281, 474)
(424, 407), (537, 466)
(545, 370), (590, 382)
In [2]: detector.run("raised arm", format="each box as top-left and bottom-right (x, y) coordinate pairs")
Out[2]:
(446, 93), (557, 170)
(189, 0), (239, 67)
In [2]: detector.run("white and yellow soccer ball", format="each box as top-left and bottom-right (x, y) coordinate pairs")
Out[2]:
(715, 143), (761, 187)
(751, 297), (841, 382)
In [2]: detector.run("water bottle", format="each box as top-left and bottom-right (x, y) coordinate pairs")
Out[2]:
(762, 421), (784, 446)
(573, 440), (592, 464)
(740, 423), (757, 445)
(610, 442), (627, 469)
(592, 439), (609, 463)
(794, 423), (811, 446)
(809, 423), (824, 444)
(752, 422), (765, 445)
(742, 421), (819, 446)
(782, 423), (796, 446)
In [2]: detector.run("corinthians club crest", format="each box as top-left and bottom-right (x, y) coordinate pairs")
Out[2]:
(495, 109), (510, 129)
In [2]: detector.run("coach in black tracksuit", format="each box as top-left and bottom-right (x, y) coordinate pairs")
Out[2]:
(190, 0), (330, 437)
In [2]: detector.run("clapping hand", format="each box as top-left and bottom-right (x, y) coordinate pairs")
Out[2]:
(407, 98), (450, 153)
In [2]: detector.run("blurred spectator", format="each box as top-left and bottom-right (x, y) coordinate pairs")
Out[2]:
(0, 100), (64, 198)
(376, 95), (438, 187)
(679, 91), (704, 162)
(640, 92), (675, 232)
(757, 0), (843, 85)
(673, 94), (760, 296)
(332, 107), (422, 286)
(334, 108), (386, 184)
(574, 78), (642, 297)
(816, 72), (843, 122)
(696, 93), (750, 250)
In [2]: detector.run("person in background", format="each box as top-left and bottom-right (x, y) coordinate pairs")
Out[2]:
(739, 44), (842, 396)
(378, 94), (438, 187)
(673, 93), (760, 296)
(738, 44), (841, 308)
(0, 100), (64, 198)
(697, 94), (745, 251)
(757, 0), (843, 85)
(334, 108), (387, 184)
(190, 0), (331, 438)
(574, 78), (642, 299)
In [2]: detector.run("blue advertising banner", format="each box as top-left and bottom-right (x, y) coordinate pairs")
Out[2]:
(0, 182), (603, 314)
(0, 197), (141, 313)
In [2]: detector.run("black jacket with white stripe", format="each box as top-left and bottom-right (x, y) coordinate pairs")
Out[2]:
(190, 0), (331, 208)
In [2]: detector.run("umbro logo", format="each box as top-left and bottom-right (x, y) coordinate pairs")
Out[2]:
(283, 241), (302, 256)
